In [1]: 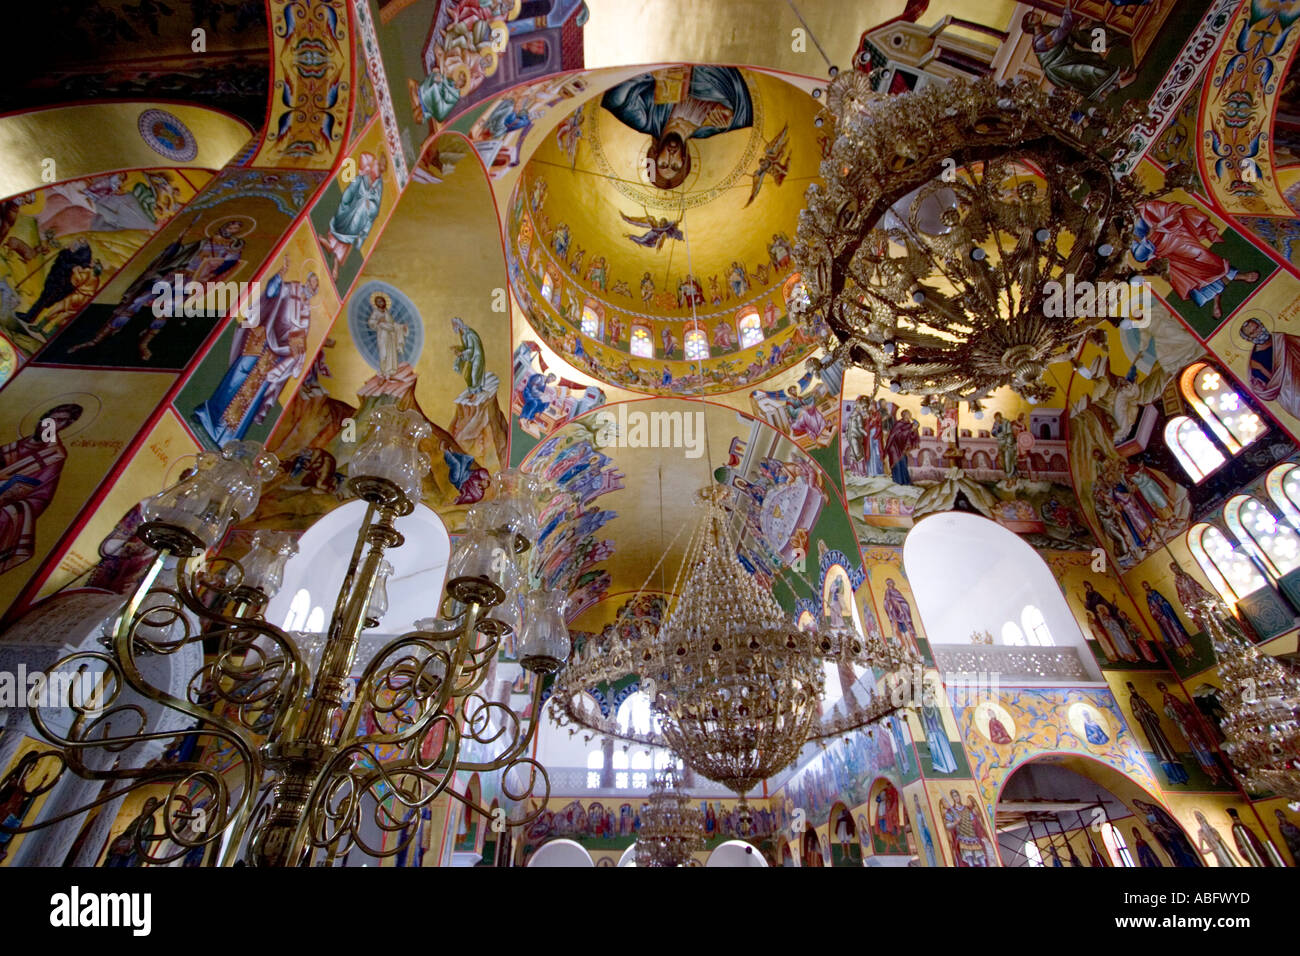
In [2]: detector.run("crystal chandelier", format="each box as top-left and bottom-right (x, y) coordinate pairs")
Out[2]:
(633, 766), (705, 867)
(793, 73), (1155, 405)
(3, 412), (569, 866)
(1199, 597), (1300, 801)
(553, 485), (918, 797)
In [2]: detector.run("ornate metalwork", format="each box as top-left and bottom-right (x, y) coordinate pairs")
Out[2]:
(793, 75), (1159, 405)
(2, 442), (560, 867)
(553, 485), (918, 797)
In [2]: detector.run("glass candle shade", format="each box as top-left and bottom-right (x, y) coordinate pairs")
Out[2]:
(445, 530), (519, 607)
(236, 530), (299, 599)
(142, 442), (279, 551)
(364, 558), (394, 628)
(517, 589), (570, 673)
(349, 407), (432, 503)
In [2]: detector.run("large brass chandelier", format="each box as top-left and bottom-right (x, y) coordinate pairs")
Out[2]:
(553, 485), (917, 797)
(633, 766), (705, 867)
(793, 73), (1152, 404)
(1199, 598), (1300, 801)
(3, 413), (568, 866)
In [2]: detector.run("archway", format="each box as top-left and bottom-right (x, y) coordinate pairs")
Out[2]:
(801, 828), (825, 867)
(527, 838), (595, 867)
(993, 754), (1203, 867)
(827, 801), (857, 866)
(265, 499), (451, 640)
(903, 511), (1104, 683)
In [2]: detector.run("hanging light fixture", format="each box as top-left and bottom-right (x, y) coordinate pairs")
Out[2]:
(1199, 597), (1300, 801)
(633, 765), (706, 867)
(793, 73), (1163, 405)
(553, 485), (918, 797)
(4, 419), (566, 866)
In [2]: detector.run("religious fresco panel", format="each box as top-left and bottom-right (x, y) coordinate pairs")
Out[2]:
(0, 168), (211, 362)
(0, 365), (176, 617)
(174, 219), (342, 452)
(34, 168), (327, 371)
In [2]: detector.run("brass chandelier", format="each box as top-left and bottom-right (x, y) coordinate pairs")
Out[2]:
(633, 765), (705, 867)
(1200, 598), (1300, 801)
(3, 413), (568, 866)
(793, 73), (1152, 404)
(553, 484), (917, 797)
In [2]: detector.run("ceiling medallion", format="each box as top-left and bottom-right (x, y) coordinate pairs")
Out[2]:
(552, 485), (919, 797)
(793, 73), (1159, 406)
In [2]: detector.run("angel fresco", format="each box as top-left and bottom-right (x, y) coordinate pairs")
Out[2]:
(600, 66), (754, 190)
(744, 124), (790, 207)
(619, 210), (684, 251)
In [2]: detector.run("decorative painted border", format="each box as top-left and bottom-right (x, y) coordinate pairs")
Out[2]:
(352, 0), (411, 188)
(1113, 0), (1241, 177)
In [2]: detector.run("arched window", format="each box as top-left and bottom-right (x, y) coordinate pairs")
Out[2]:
(1266, 462), (1300, 532)
(283, 588), (312, 630)
(684, 327), (709, 360)
(1181, 362), (1264, 453)
(580, 301), (602, 339)
(612, 749), (629, 789)
(630, 325), (653, 358)
(616, 691), (660, 737)
(1021, 605), (1053, 646)
(1023, 839), (1044, 867)
(1001, 621), (1026, 646)
(1188, 523), (1270, 604)
(541, 267), (560, 306)
(630, 750), (651, 790)
(1223, 494), (1300, 580)
(586, 750), (603, 789)
(737, 309), (763, 349)
(1164, 416), (1226, 482)
(1100, 822), (1134, 867)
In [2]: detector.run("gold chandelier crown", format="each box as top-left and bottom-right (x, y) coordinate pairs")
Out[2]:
(794, 74), (1154, 404)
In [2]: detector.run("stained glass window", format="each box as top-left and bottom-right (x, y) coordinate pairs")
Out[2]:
(580, 302), (601, 339)
(1188, 522), (1269, 604)
(630, 325), (653, 358)
(738, 309), (763, 349)
(1181, 362), (1264, 454)
(1101, 822), (1134, 867)
(1224, 494), (1300, 579)
(1265, 463), (1300, 532)
(684, 327), (709, 360)
(1164, 416), (1226, 482)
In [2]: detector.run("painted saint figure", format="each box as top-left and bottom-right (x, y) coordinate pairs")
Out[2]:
(881, 578), (918, 645)
(1194, 810), (1238, 867)
(0, 403), (82, 574)
(1143, 581), (1195, 665)
(367, 293), (407, 378)
(1021, 8), (1135, 100)
(1157, 680), (1225, 784)
(1239, 317), (1300, 420)
(1133, 200), (1259, 319)
(1227, 807), (1285, 867)
(193, 256), (318, 446)
(324, 151), (387, 280)
(1126, 681), (1189, 785)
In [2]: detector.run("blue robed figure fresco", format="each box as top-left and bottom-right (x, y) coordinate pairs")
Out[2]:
(601, 66), (753, 190)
